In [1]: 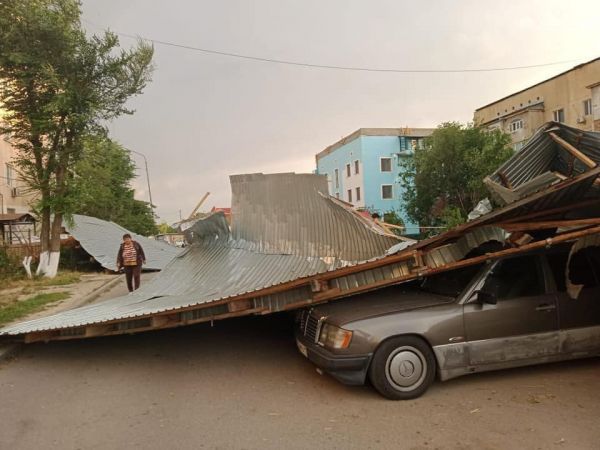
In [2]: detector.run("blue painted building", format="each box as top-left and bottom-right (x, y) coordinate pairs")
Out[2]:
(315, 128), (434, 235)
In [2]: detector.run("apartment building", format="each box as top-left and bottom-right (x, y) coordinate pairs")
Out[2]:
(0, 135), (33, 214)
(315, 127), (434, 235)
(474, 57), (600, 150)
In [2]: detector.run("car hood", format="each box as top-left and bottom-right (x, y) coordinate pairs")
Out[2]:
(309, 286), (454, 326)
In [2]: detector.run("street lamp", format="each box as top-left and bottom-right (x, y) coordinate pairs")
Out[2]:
(128, 149), (154, 212)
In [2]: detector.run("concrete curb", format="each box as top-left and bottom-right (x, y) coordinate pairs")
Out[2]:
(0, 343), (22, 363)
(74, 274), (124, 308)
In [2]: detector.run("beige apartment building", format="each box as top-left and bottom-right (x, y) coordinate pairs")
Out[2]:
(0, 135), (33, 214)
(474, 57), (600, 150)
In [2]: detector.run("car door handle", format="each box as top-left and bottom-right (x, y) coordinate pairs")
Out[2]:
(536, 303), (556, 312)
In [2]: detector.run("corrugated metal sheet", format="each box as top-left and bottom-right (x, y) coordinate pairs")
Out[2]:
(229, 173), (397, 259)
(425, 227), (509, 268)
(66, 214), (181, 271)
(1, 244), (340, 333)
(1, 173), (399, 336)
(4, 130), (600, 339)
(485, 122), (600, 205)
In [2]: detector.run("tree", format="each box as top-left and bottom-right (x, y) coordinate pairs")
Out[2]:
(157, 222), (176, 234)
(0, 0), (153, 276)
(72, 135), (157, 236)
(399, 123), (512, 230)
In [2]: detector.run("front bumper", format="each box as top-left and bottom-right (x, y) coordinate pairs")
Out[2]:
(295, 333), (373, 385)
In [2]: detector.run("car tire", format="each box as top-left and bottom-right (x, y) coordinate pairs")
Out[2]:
(369, 336), (436, 400)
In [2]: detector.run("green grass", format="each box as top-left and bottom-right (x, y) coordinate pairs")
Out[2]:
(0, 292), (70, 326)
(1, 271), (81, 290)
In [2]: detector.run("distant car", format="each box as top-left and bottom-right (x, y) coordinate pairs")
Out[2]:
(295, 245), (600, 399)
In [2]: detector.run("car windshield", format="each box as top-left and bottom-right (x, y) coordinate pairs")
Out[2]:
(420, 263), (484, 297)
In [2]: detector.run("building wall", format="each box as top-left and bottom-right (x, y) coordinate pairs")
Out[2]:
(316, 132), (426, 236)
(591, 83), (600, 131)
(0, 136), (33, 214)
(474, 58), (600, 149)
(316, 136), (364, 206)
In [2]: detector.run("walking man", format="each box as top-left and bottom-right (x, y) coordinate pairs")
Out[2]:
(116, 233), (146, 293)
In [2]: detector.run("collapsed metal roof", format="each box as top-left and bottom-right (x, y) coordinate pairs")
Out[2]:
(2, 123), (600, 342)
(485, 121), (600, 205)
(66, 214), (181, 271)
(1, 173), (399, 336)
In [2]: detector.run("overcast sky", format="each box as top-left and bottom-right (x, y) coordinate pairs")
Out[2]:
(81, 0), (600, 224)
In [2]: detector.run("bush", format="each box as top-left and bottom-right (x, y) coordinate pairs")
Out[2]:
(0, 246), (24, 280)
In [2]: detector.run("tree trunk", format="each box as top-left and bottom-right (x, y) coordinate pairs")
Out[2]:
(45, 212), (63, 278)
(38, 143), (69, 278)
(22, 256), (33, 278)
(36, 205), (52, 276)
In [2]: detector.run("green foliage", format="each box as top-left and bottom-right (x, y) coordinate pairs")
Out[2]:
(399, 123), (512, 229)
(0, 291), (70, 326)
(72, 135), (158, 236)
(439, 206), (466, 230)
(115, 198), (157, 236)
(0, 0), (154, 261)
(382, 210), (405, 227)
(157, 222), (176, 234)
(0, 246), (23, 280)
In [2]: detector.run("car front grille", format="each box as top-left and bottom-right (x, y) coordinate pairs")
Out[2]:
(299, 310), (322, 343)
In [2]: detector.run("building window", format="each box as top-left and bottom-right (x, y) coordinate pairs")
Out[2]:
(355, 187), (361, 202)
(347, 189), (352, 203)
(346, 163), (351, 177)
(509, 119), (523, 133)
(380, 157), (392, 172)
(5, 164), (14, 187)
(553, 109), (565, 123)
(381, 184), (393, 199)
(334, 169), (339, 189)
(584, 98), (592, 116)
(7, 208), (16, 214)
(354, 160), (359, 175)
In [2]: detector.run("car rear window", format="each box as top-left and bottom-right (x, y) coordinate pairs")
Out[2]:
(546, 245), (600, 291)
(568, 246), (600, 288)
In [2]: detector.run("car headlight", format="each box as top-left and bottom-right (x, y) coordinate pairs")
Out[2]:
(318, 323), (353, 349)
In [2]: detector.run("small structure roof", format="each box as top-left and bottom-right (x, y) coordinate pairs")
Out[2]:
(0, 213), (35, 223)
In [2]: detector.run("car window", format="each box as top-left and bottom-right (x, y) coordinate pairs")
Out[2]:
(568, 246), (600, 289)
(482, 255), (544, 300)
(420, 263), (484, 297)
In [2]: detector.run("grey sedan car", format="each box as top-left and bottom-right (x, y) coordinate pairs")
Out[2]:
(295, 246), (600, 399)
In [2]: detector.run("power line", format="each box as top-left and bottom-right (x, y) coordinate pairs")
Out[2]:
(83, 19), (579, 74)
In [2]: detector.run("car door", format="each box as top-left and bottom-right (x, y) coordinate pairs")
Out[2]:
(546, 247), (600, 355)
(463, 254), (560, 367)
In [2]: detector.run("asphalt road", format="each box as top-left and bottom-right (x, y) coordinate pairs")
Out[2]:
(1, 281), (599, 449)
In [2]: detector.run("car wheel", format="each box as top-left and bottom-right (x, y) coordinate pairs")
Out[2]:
(369, 336), (436, 400)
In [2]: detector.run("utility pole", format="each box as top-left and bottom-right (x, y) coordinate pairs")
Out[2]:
(128, 149), (154, 212)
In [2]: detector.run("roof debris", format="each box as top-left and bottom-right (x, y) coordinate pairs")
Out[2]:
(66, 214), (181, 271)
(2, 122), (600, 343)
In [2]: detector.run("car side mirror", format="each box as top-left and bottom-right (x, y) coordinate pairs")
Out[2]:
(474, 289), (497, 305)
